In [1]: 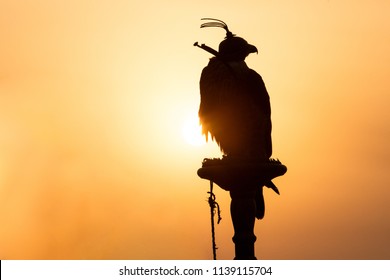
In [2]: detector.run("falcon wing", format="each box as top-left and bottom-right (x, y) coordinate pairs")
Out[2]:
(199, 58), (272, 159)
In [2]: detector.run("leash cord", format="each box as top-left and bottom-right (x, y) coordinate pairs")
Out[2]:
(207, 180), (221, 260)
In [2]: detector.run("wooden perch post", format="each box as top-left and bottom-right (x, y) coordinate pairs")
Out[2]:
(198, 158), (287, 260)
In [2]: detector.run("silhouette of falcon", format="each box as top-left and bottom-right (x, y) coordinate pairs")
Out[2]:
(196, 19), (276, 219)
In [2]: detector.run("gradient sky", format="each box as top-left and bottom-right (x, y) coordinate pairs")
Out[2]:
(1, 0), (389, 259)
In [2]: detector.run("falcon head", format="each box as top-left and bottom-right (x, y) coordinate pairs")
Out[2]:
(219, 36), (258, 62)
(200, 18), (258, 62)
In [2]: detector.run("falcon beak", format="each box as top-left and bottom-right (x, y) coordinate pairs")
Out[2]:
(247, 44), (258, 54)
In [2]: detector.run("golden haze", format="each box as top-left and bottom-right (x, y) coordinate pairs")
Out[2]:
(0, 0), (389, 259)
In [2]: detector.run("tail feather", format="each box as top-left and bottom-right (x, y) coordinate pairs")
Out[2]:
(265, 180), (280, 195)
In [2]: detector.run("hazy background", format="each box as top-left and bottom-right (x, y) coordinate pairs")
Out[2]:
(1, 0), (389, 259)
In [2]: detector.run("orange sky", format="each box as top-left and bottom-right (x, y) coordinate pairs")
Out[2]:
(1, 0), (389, 259)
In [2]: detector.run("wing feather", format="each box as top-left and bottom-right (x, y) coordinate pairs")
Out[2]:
(199, 58), (272, 159)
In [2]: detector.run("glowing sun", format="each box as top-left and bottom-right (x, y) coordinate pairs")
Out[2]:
(181, 115), (206, 146)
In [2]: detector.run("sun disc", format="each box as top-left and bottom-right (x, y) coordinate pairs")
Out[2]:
(181, 116), (206, 146)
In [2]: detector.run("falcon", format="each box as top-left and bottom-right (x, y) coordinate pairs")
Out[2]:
(196, 18), (277, 219)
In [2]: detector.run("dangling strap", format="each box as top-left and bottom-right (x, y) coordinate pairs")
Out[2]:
(207, 180), (221, 260)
